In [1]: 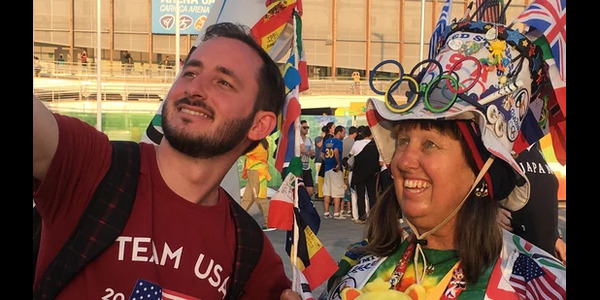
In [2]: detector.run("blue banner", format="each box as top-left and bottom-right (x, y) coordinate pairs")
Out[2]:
(152, 0), (216, 34)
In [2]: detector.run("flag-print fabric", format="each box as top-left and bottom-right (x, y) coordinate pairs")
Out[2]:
(509, 254), (566, 299)
(428, 0), (452, 59)
(250, 0), (297, 55)
(288, 209), (338, 291)
(485, 231), (566, 299)
(475, 0), (503, 23)
(129, 278), (201, 300)
(267, 172), (296, 231)
(515, 0), (566, 81)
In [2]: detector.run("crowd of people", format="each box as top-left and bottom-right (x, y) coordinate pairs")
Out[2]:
(33, 11), (566, 300)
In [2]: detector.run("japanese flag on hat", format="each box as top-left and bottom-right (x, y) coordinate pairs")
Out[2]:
(367, 20), (551, 211)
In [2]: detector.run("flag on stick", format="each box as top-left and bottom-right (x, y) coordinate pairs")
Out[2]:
(267, 172), (296, 231)
(250, 0), (297, 55)
(287, 208), (338, 291)
(273, 12), (304, 172)
(428, 0), (452, 59)
(294, 12), (309, 92)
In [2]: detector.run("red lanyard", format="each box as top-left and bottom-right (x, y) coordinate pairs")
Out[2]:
(389, 234), (417, 290)
(388, 235), (467, 298)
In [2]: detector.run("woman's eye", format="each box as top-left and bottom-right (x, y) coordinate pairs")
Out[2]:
(396, 137), (409, 148)
(424, 140), (438, 149)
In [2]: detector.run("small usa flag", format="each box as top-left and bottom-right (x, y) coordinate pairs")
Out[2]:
(509, 254), (566, 299)
(129, 278), (201, 300)
(129, 279), (162, 300)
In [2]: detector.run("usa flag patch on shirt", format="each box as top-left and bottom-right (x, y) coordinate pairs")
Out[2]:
(129, 278), (201, 300)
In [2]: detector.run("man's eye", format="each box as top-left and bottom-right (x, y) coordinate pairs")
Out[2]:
(183, 71), (196, 77)
(218, 80), (232, 88)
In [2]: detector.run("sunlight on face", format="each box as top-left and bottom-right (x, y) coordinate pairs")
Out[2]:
(161, 37), (263, 158)
(390, 125), (475, 231)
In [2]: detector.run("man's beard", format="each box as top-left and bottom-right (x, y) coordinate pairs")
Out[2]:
(161, 97), (256, 158)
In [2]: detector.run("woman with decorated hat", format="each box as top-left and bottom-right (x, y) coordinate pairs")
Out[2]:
(322, 18), (566, 300)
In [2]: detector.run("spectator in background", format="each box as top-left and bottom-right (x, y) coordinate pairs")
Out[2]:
(34, 56), (42, 77)
(241, 138), (274, 231)
(300, 120), (316, 197)
(313, 125), (327, 199)
(122, 50), (133, 73)
(317, 122), (335, 199)
(80, 50), (88, 67)
(348, 125), (380, 223)
(377, 156), (394, 200)
(163, 55), (173, 70)
(342, 126), (357, 163)
(341, 126), (357, 216)
(56, 54), (65, 74)
(321, 125), (345, 219)
(352, 71), (361, 94)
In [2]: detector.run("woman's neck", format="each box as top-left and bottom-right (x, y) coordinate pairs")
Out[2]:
(410, 219), (457, 250)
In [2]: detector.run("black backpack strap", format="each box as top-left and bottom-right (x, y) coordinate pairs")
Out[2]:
(33, 141), (140, 299)
(226, 192), (264, 300)
(33, 203), (42, 284)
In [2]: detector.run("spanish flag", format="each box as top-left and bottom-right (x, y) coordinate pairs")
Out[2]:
(250, 0), (297, 54)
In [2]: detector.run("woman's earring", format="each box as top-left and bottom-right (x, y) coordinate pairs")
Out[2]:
(475, 181), (489, 197)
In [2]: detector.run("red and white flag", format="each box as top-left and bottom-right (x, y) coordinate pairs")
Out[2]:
(267, 173), (296, 231)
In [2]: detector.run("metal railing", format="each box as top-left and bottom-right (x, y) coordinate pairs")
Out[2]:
(33, 59), (396, 101)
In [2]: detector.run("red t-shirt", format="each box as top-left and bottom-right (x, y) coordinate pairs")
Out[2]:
(34, 114), (291, 299)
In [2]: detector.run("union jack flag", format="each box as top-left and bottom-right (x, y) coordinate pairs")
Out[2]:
(516, 0), (566, 81)
(509, 254), (566, 299)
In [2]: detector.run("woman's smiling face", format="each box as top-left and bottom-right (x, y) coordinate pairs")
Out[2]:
(390, 124), (475, 231)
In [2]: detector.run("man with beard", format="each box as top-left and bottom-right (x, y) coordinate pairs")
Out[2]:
(33, 23), (295, 299)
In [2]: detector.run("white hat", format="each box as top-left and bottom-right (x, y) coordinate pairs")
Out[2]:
(367, 21), (551, 211)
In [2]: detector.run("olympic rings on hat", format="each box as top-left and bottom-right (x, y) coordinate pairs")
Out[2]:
(423, 74), (459, 113)
(446, 56), (482, 94)
(369, 59), (404, 95)
(384, 75), (420, 113)
(370, 57), (499, 115)
(409, 59), (443, 88)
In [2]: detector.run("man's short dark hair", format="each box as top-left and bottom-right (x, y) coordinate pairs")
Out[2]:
(348, 126), (357, 135)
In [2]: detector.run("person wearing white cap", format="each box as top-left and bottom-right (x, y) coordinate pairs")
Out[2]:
(323, 18), (566, 299)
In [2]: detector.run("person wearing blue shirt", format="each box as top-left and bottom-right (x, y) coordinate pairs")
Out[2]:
(320, 125), (346, 219)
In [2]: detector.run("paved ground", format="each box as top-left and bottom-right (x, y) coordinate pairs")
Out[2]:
(246, 198), (567, 297)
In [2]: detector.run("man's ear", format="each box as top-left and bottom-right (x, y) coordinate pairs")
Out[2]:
(247, 111), (277, 141)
